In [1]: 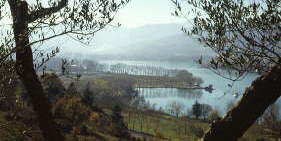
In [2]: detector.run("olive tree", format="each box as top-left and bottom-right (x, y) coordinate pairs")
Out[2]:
(171, 0), (281, 141)
(0, 0), (129, 140)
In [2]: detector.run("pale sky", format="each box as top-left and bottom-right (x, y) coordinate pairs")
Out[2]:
(0, 0), (185, 28)
(112, 0), (185, 28)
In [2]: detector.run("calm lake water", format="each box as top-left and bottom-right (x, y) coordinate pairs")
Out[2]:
(101, 60), (280, 115)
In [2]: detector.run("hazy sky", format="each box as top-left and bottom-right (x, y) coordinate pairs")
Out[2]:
(113, 0), (185, 28)
(0, 0), (185, 28)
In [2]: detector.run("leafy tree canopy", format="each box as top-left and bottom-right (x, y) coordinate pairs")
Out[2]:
(172, 0), (281, 81)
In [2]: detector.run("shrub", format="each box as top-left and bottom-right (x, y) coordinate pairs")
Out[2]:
(208, 110), (221, 122)
(89, 112), (111, 133)
(52, 97), (91, 126)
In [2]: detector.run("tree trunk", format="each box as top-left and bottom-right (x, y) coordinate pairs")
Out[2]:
(9, 1), (64, 141)
(201, 64), (281, 141)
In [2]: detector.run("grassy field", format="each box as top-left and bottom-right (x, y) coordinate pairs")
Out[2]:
(0, 105), (278, 141)
(121, 109), (275, 141)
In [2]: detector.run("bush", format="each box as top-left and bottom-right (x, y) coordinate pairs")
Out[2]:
(52, 97), (91, 127)
(208, 110), (221, 122)
(88, 112), (111, 133)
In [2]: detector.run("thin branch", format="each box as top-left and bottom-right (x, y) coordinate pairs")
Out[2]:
(28, 0), (68, 23)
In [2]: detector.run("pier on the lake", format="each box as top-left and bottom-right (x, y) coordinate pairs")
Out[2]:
(134, 80), (213, 93)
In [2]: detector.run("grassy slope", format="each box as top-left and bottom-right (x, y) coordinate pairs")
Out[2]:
(121, 109), (273, 141)
(0, 106), (276, 141)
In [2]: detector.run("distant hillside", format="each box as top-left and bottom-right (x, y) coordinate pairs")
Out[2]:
(45, 23), (215, 61)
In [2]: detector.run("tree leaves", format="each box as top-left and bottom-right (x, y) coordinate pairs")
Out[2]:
(172, 0), (281, 81)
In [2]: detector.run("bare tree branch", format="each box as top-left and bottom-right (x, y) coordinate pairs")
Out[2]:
(28, 0), (68, 23)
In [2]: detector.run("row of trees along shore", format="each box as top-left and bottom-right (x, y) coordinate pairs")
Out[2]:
(44, 58), (205, 88)
(44, 58), (200, 77)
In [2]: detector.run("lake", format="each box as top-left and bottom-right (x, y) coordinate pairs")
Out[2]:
(101, 60), (280, 116)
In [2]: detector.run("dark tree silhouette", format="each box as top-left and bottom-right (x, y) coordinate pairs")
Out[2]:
(41, 73), (66, 101)
(192, 100), (202, 119)
(82, 82), (95, 107)
(172, 0), (281, 140)
(66, 82), (80, 97)
(110, 104), (130, 138)
(1, 0), (129, 140)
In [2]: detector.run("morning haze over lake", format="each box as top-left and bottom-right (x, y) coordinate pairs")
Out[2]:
(1, 0), (280, 140)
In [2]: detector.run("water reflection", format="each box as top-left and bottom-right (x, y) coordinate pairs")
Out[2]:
(137, 88), (203, 99)
(103, 60), (261, 114)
